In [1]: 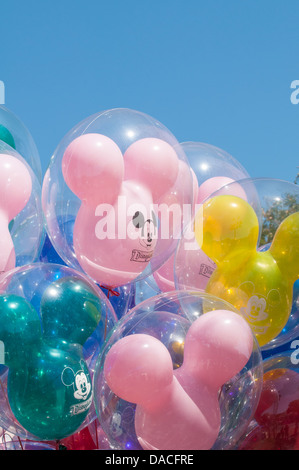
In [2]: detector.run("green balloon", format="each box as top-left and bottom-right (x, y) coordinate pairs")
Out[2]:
(41, 276), (102, 346)
(7, 342), (92, 440)
(0, 124), (15, 149)
(0, 295), (42, 367)
(0, 277), (102, 440)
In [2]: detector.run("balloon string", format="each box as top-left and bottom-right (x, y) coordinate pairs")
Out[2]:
(17, 434), (24, 450)
(99, 285), (119, 341)
(99, 285), (120, 299)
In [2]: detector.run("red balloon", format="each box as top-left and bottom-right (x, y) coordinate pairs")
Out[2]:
(239, 368), (299, 450)
(58, 426), (98, 450)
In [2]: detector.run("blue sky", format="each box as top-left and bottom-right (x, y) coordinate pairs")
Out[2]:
(1, 0), (299, 182)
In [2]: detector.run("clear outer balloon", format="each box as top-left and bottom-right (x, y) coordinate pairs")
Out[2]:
(236, 350), (299, 450)
(0, 263), (118, 441)
(40, 233), (135, 320)
(0, 433), (56, 450)
(0, 105), (42, 182)
(0, 141), (44, 273)
(42, 108), (194, 288)
(93, 291), (262, 451)
(134, 275), (161, 306)
(176, 178), (299, 350)
(153, 141), (250, 293)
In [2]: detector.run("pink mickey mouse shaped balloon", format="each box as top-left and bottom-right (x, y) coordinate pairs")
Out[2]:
(104, 309), (253, 450)
(0, 154), (32, 273)
(62, 134), (181, 287)
(43, 109), (193, 289)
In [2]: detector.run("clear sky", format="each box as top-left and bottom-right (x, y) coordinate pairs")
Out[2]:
(1, 0), (299, 182)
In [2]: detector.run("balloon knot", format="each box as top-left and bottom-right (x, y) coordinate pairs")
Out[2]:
(99, 285), (120, 298)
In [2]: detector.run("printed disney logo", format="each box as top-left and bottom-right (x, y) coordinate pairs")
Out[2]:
(0, 81), (4, 105)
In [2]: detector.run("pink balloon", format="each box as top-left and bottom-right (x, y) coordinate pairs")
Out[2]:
(153, 168), (199, 293)
(0, 154), (32, 274)
(62, 133), (124, 207)
(197, 176), (247, 204)
(104, 309), (253, 450)
(62, 134), (180, 287)
(124, 138), (179, 201)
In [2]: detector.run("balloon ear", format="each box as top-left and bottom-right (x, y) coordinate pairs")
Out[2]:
(196, 195), (259, 265)
(41, 277), (102, 346)
(182, 310), (253, 390)
(123, 138), (179, 202)
(269, 211), (299, 282)
(61, 366), (76, 387)
(62, 133), (124, 207)
(104, 334), (174, 408)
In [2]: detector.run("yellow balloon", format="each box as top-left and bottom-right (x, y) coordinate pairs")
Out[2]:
(195, 195), (299, 347)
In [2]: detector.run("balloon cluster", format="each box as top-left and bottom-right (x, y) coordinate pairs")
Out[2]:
(0, 105), (297, 450)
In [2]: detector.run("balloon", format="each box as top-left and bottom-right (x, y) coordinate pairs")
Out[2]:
(0, 263), (118, 441)
(0, 154), (32, 273)
(197, 176), (247, 204)
(93, 290), (262, 450)
(134, 276), (161, 306)
(62, 135), (181, 287)
(58, 425), (98, 450)
(237, 351), (299, 450)
(40, 231), (134, 319)
(58, 421), (113, 450)
(194, 194), (299, 347)
(42, 108), (193, 288)
(0, 141), (44, 271)
(0, 125), (15, 149)
(104, 310), (253, 450)
(0, 429), (56, 450)
(154, 141), (250, 293)
(0, 105), (42, 181)
(255, 368), (299, 427)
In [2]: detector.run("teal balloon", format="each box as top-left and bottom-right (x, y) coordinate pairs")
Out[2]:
(0, 295), (42, 366)
(41, 276), (102, 346)
(0, 124), (15, 149)
(7, 343), (92, 440)
(0, 277), (102, 440)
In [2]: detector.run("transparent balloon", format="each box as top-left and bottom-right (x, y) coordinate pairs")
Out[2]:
(39, 233), (135, 320)
(0, 105), (42, 182)
(93, 290), (262, 450)
(175, 178), (299, 350)
(0, 140), (44, 273)
(42, 108), (194, 289)
(153, 141), (250, 293)
(134, 275), (161, 306)
(0, 263), (118, 442)
(236, 349), (299, 450)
